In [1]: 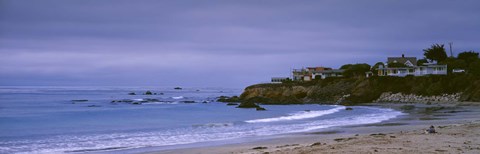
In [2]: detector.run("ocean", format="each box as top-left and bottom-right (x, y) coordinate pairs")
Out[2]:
(0, 86), (403, 154)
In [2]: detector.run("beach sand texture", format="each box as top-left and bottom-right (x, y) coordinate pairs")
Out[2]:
(264, 122), (480, 154)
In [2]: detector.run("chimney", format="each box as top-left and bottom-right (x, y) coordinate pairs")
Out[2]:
(402, 54), (405, 58)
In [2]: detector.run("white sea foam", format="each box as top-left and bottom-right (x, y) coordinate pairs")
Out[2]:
(245, 106), (345, 123)
(172, 96), (184, 99)
(142, 101), (178, 105)
(297, 108), (404, 132)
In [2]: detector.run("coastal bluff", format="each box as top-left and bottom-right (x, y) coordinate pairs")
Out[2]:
(240, 75), (480, 105)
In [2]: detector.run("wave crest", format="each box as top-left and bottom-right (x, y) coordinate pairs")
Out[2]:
(245, 106), (344, 123)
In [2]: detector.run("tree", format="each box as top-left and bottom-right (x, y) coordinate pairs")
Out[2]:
(417, 59), (428, 66)
(468, 60), (480, 76)
(440, 57), (467, 74)
(340, 63), (371, 78)
(458, 51), (479, 65)
(281, 78), (293, 83)
(423, 44), (448, 63)
(340, 64), (353, 70)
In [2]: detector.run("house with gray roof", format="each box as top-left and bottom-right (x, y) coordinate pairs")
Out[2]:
(378, 54), (447, 77)
(387, 54), (417, 67)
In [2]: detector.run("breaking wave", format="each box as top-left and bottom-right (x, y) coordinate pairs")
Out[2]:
(245, 106), (345, 123)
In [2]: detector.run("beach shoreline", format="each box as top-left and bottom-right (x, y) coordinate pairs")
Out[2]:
(141, 102), (480, 154)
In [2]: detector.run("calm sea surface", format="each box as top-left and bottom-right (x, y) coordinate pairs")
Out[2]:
(0, 86), (402, 153)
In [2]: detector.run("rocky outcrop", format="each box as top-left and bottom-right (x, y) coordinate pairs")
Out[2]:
(256, 107), (267, 111)
(145, 91), (153, 95)
(234, 101), (267, 111)
(374, 92), (461, 104)
(240, 85), (309, 104)
(226, 103), (238, 106)
(240, 79), (355, 104)
(336, 94), (351, 104)
(217, 96), (241, 102)
(71, 99), (88, 102)
(236, 101), (259, 108)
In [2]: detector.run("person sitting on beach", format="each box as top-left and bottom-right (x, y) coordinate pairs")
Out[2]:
(427, 125), (436, 134)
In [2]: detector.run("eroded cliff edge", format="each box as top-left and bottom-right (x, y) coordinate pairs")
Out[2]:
(239, 75), (480, 105)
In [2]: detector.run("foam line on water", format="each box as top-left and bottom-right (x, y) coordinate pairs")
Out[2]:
(172, 96), (184, 99)
(245, 106), (345, 123)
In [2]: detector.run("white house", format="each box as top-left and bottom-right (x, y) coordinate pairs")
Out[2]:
(377, 55), (447, 77)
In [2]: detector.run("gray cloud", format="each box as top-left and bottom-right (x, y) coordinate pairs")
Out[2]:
(1, 0), (479, 87)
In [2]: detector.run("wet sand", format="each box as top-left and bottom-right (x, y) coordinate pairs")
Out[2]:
(145, 102), (480, 154)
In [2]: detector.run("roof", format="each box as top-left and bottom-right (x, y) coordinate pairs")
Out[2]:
(306, 67), (332, 71)
(387, 57), (417, 66)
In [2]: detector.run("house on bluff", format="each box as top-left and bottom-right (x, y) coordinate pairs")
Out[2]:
(377, 54), (447, 76)
(292, 67), (344, 81)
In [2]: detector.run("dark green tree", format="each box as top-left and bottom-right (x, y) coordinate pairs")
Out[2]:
(281, 78), (293, 83)
(423, 44), (448, 63)
(440, 57), (467, 74)
(417, 59), (428, 66)
(340, 64), (353, 70)
(458, 51), (479, 65)
(468, 60), (480, 76)
(340, 63), (371, 78)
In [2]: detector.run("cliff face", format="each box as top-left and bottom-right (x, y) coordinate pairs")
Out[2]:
(240, 85), (311, 104)
(240, 78), (357, 104)
(240, 75), (480, 105)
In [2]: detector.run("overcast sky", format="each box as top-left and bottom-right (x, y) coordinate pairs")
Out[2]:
(1, 0), (479, 88)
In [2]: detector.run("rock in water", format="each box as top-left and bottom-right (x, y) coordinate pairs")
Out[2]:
(217, 96), (241, 102)
(71, 100), (88, 104)
(226, 103), (239, 106)
(71, 99), (88, 102)
(128, 92), (136, 95)
(256, 107), (266, 111)
(145, 91), (153, 95)
(144, 98), (160, 102)
(237, 101), (259, 108)
(345, 107), (353, 110)
(174, 87), (182, 90)
(132, 102), (142, 105)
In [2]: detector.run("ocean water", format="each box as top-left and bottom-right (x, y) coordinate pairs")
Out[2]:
(0, 86), (403, 154)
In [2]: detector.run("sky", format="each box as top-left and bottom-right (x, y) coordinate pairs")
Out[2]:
(1, 0), (479, 88)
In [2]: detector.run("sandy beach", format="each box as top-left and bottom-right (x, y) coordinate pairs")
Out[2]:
(147, 103), (480, 154)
